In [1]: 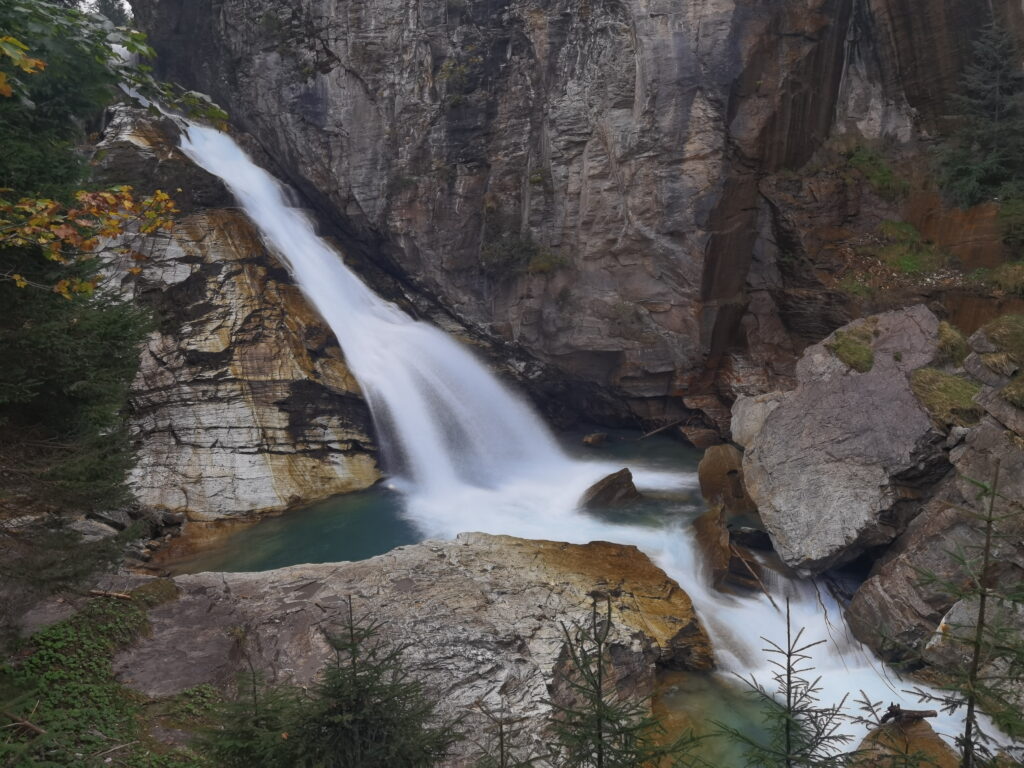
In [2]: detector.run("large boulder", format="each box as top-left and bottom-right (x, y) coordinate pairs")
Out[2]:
(742, 305), (951, 574)
(847, 416), (1024, 661)
(113, 533), (712, 761)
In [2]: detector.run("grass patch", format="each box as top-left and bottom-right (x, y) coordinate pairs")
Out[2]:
(988, 261), (1024, 295)
(1003, 375), (1024, 408)
(938, 321), (969, 366)
(982, 314), (1024, 362)
(837, 274), (876, 298)
(846, 145), (910, 200)
(827, 324), (875, 372)
(0, 580), (198, 766)
(911, 368), (983, 427)
(873, 220), (949, 275)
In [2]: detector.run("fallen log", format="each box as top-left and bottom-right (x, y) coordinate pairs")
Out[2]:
(879, 704), (938, 724)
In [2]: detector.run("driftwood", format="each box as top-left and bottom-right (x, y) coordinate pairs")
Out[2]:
(2, 709), (46, 736)
(88, 589), (133, 601)
(879, 703), (939, 724)
(637, 418), (686, 440)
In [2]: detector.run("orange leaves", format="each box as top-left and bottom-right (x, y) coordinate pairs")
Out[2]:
(0, 35), (46, 99)
(1, 186), (179, 291)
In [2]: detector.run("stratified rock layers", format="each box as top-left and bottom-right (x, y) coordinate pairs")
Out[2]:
(100, 108), (380, 520)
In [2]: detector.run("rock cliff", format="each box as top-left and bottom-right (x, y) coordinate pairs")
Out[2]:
(96, 107), (381, 519)
(113, 533), (712, 761)
(130, 0), (1024, 430)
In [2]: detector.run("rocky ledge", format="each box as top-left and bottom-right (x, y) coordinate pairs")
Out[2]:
(113, 533), (712, 760)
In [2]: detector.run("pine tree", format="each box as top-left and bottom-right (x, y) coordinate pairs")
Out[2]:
(715, 599), (852, 768)
(546, 596), (702, 768)
(940, 20), (1024, 207)
(288, 598), (461, 768)
(93, 0), (131, 26)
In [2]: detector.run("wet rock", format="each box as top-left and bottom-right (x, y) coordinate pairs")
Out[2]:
(692, 506), (761, 593)
(113, 534), (712, 760)
(729, 526), (773, 551)
(582, 432), (608, 447)
(742, 306), (950, 574)
(697, 444), (757, 517)
(677, 426), (723, 450)
(579, 468), (641, 510)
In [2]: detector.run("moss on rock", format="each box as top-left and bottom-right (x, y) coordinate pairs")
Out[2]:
(827, 324), (875, 372)
(937, 321), (968, 366)
(911, 368), (982, 427)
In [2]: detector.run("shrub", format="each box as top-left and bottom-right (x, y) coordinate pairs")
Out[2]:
(871, 221), (948, 275)
(937, 321), (969, 366)
(846, 146), (909, 201)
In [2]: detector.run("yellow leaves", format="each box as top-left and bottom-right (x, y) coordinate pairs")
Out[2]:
(1, 187), (179, 294)
(12, 273), (26, 288)
(0, 35), (46, 99)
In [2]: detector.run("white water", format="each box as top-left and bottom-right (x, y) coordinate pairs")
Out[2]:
(177, 122), (968, 748)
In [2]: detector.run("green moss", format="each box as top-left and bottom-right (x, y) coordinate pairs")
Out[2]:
(526, 248), (569, 274)
(938, 321), (969, 365)
(911, 368), (983, 427)
(827, 324), (876, 372)
(982, 314), (1024, 362)
(1003, 375), (1024, 408)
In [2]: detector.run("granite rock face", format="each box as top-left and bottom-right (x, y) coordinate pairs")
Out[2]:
(113, 533), (713, 760)
(741, 305), (950, 574)
(97, 107), (381, 520)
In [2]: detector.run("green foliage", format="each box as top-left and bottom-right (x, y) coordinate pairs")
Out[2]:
(93, 0), (131, 25)
(205, 599), (459, 768)
(0, 584), (195, 767)
(481, 232), (537, 275)
(714, 600), (852, 768)
(846, 146), (909, 201)
(872, 221), (949, 275)
(827, 324), (875, 373)
(982, 314), (1024, 361)
(938, 321), (970, 366)
(837, 274), (876, 299)
(546, 596), (702, 768)
(938, 21), (1024, 208)
(910, 368), (982, 427)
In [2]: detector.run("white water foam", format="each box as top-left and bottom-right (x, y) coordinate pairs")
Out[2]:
(177, 122), (972, 749)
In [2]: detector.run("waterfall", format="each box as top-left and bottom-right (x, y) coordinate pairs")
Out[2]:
(177, 122), (968, 746)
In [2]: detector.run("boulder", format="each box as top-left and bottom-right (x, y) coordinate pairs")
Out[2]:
(697, 444), (757, 517)
(742, 306), (951, 574)
(847, 417), (1024, 663)
(68, 518), (119, 542)
(579, 468), (641, 510)
(730, 393), (784, 450)
(692, 506), (761, 593)
(112, 534), (712, 761)
(852, 719), (957, 768)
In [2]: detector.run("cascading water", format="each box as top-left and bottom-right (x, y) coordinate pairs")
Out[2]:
(177, 121), (970, 747)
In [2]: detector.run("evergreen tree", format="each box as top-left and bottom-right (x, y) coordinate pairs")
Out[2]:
(546, 596), (702, 768)
(715, 600), (852, 768)
(288, 598), (460, 768)
(93, 0), (130, 25)
(940, 20), (1024, 207)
